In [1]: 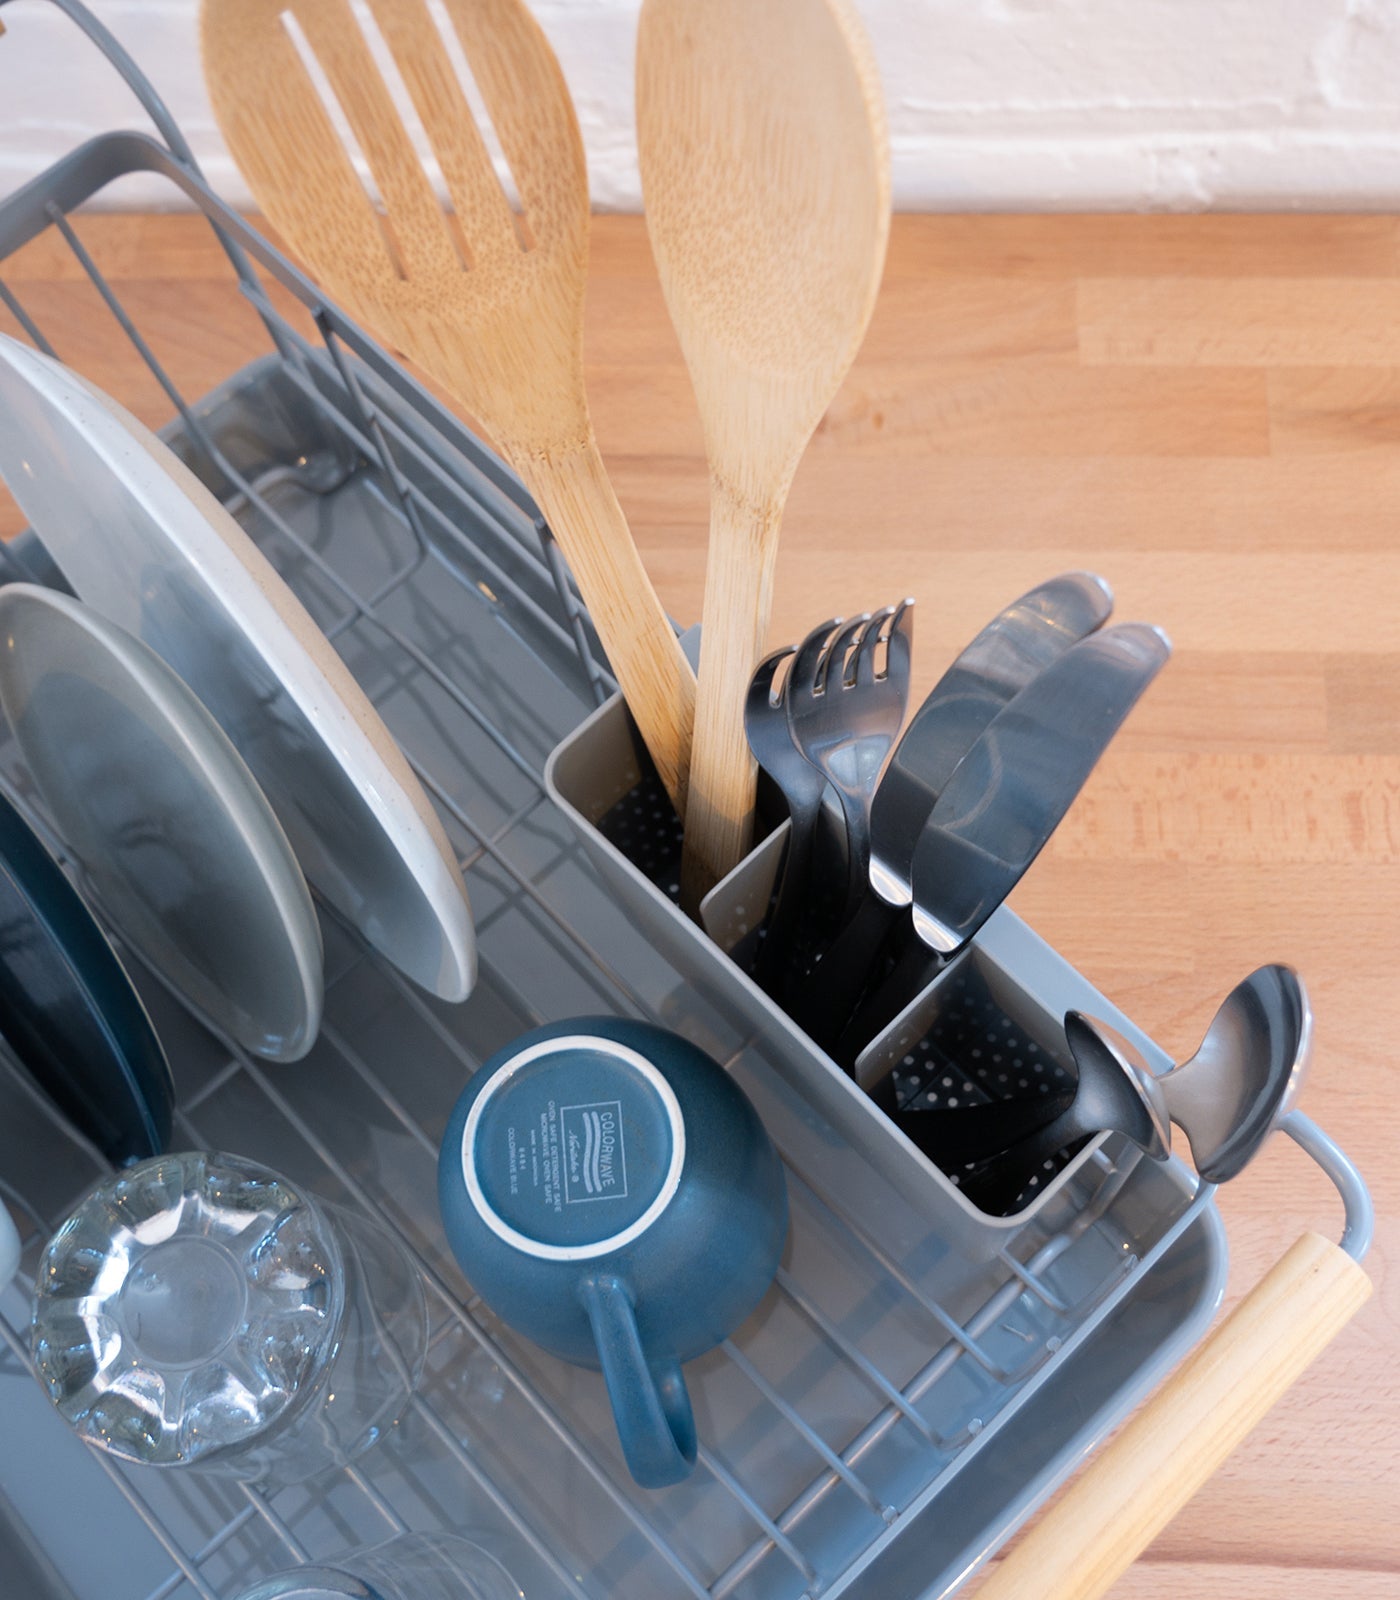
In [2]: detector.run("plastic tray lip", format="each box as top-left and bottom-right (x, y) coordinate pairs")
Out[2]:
(911, 1199), (1230, 1600)
(544, 688), (1198, 1233)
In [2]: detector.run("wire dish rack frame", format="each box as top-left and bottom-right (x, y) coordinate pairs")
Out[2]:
(0, 6), (1371, 1600)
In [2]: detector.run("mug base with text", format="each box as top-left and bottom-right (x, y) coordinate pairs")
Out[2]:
(438, 1017), (789, 1488)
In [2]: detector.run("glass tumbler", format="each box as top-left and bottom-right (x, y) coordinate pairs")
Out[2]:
(30, 1150), (427, 1486)
(233, 1532), (522, 1600)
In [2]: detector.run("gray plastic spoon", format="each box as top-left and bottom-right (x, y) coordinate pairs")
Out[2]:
(908, 965), (1311, 1199)
(1081, 965), (1313, 1184)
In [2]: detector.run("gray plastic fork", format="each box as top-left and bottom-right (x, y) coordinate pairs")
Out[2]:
(744, 618), (840, 990)
(786, 602), (913, 922)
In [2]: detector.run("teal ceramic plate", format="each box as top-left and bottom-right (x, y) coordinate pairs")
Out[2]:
(0, 786), (173, 1163)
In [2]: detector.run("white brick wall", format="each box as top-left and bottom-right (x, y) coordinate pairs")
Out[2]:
(3, 0), (1400, 210)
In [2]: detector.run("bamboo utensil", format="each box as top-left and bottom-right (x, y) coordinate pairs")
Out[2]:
(200, 0), (696, 814)
(973, 1228), (1370, 1600)
(636, 0), (891, 905)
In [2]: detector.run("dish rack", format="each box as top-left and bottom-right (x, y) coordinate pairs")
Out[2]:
(0, 5), (1372, 1600)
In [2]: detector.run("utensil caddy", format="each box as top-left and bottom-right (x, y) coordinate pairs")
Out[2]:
(0, 6), (1372, 1599)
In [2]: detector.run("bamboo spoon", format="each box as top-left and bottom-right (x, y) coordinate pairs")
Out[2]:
(636, 0), (891, 906)
(200, 0), (695, 813)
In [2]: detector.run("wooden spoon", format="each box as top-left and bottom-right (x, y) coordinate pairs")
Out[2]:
(200, 0), (696, 813)
(637, 0), (890, 905)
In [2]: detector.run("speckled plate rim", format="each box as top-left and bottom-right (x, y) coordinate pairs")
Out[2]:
(0, 332), (475, 1002)
(0, 583), (326, 1063)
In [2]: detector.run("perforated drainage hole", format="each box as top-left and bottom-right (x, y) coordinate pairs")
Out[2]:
(597, 770), (684, 903)
(897, 986), (1074, 1114)
(893, 975), (1089, 1215)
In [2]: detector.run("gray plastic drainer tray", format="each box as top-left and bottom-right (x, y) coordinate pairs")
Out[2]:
(0, 6), (1365, 1596)
(0, 349), (1226, 1600)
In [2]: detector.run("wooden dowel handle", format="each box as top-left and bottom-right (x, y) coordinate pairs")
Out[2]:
(975, 1230), (1371, 1600)
(679, 484), (783, 910)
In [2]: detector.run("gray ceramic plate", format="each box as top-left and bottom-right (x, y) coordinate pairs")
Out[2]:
(0, 333), (475, 1002)
(0, 584), (324, 1062)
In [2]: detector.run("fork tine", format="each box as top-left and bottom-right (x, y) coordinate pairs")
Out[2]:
(364, 0), (521, 266)
(889, 596), (915, 646)
(853, 605), (895, 687)
(789, 618), (842, 700)
(887, 597), (915, 686)
(286, 0), (461, 280)
(745, 647), (794, 725)
(820, 614), (870, 694)
(439, 0), (588, 242)
(209, 1), (395, 285)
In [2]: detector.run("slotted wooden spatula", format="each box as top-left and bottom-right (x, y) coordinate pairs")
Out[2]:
(201, 0), (696, 813)
(637, 0), (891, 904)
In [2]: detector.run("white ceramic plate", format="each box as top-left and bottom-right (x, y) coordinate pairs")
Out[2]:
(0, 333), (475, 1001)
(0, 584), (325, 1062)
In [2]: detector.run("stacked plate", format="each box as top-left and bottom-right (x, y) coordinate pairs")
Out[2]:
(0, 332), (478, 1161)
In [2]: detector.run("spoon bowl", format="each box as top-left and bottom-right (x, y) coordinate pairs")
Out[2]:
(1095, 965), (1312, 1185)
(637, 0), (891, 899)
(921, 965), (1313, 1212)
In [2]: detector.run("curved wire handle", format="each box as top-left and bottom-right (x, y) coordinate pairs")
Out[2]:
(0, 0), (271, 304)
(1282, 1108), (1373, 1260)
(0, 0), (201, 172)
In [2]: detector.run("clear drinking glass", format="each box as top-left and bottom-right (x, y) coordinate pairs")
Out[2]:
(233, 1532), (523, 1600)
(30, 1150), (427, 1486)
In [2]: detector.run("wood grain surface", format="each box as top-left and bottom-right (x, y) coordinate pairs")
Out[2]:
(1, 211), (1396, 1597)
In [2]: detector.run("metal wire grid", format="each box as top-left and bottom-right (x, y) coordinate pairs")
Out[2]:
(0, 934), (1166, 1600)
(0, 159), (1203, 1600)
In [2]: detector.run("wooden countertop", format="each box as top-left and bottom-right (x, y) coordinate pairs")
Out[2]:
(2, 212), (1396, 1597)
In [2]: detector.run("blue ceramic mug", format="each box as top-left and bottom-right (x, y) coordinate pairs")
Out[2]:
(438, 1016), (789, 1488)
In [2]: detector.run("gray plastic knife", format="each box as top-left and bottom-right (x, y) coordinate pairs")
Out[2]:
(795, 571), (1115, 1054)
(868, 571), (1116, 908)
(848, 620), (1171, 1083)
(910, 620), (1172, 953)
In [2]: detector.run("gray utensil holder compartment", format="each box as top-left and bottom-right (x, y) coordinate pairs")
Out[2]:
(546, 691), (1129, 1233)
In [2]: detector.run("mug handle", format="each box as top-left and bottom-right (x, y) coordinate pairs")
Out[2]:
(580, 1275), (697, 1488)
